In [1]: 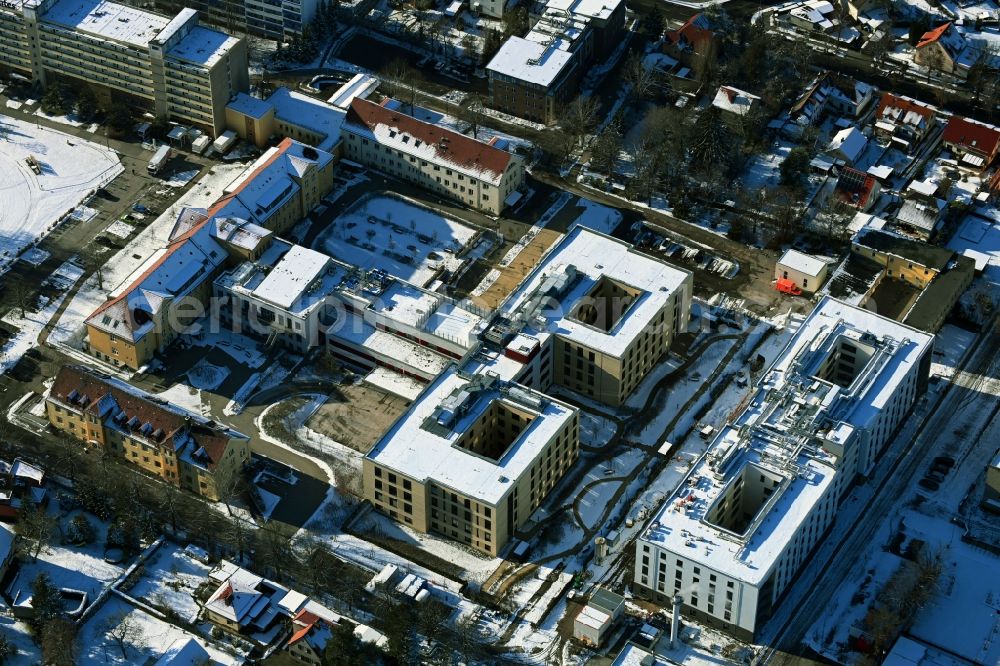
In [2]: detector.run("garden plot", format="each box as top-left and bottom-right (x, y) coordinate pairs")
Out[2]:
(125, 542), (211, 623)
(0, 259), (84, 373)
(78, 596), (243, 666)
(316, 194), (479, 287)
(0, 115), (122, 275)
(5, 508), (126, 608)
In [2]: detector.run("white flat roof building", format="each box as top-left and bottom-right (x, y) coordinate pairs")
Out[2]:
(368, 369), (577, 505)
(486, 37), (575, 88)
(497, 225), (692, 360)
(635, 297), (933, 639)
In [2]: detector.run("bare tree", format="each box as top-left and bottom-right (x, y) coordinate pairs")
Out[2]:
(103, 612), (144, 659)
(11, 282), (33, 319)
(624, 54), (657, 102)
(15, 504), (57, 562)
(459, 94), (486, 140)
(561, 96), (599, 148)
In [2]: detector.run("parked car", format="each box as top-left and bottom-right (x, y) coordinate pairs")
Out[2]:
(926, 471), (945, 483)
(933, 456), (955, 468)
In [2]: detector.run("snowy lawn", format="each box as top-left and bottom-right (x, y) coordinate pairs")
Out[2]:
(124, 542), (211, 624)
(0, 116), (122, 275)
(315, 193), (479, 287)
(578, 411), (618, 448)
(77, 596), (244, 665)
(6, 508), (126, 604)
(1, 259), (84, 373)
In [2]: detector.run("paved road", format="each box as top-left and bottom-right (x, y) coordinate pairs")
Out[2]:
(760, 321), (1000, 663)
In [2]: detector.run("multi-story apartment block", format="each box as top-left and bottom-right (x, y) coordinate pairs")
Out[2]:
(152, 0), (320, 39)
(0, 0), (249, 136)
(341, 98), (524, 215)
(633, 297), (933, 640)
(364, 368), (579, 555)
(85, 138), (334, 370)
(484, 225), (693, 406)
(47, 365), (251, 500)
(486, 0), (625, 123)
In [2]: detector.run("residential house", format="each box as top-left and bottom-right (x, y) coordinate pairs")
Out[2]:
(775, 249), (829, 294)
(662, 14), (717, 68)
(46, 366), (251, 501)
(0, 459), (48, 521)
(286, 610), (335, 665)
(942, 115), (1000, 171)
(790, 72), (875, 129)
(872, 94), (936, 151)
(913, 22), (966, 75)
(825, 126), (868, 165)
(341, 98), (524, 215)
(712, 85), (761, 124)
(834, 167), (881, 211)
(894, 198), (947, 241)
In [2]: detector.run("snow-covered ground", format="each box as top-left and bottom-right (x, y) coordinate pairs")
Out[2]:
(316, 193), (480, 288)
(77, 596), (243, 665)
(124, 542), (211, 624)
(0, 259), (84, 373)
(0, 116), (122, 275)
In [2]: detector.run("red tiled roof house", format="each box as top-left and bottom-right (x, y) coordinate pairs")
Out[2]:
(46, 365), (250, 500)
(942, 115), (1000, 171)
(341, 98), (524, 216)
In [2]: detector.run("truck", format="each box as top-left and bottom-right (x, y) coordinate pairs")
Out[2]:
(147, 145), (172, 175)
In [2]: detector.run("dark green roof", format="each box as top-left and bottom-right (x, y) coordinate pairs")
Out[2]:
(903, 255), (975, 332)
(855, 229), (954, 272)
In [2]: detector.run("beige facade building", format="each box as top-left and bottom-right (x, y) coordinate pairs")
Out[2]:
(0, 0), (248, 136)
(775, 249), (829, 294)
(46, 365), (250, 500)
(341, 97), (524, 216)
(364, 369), (579, 555)
(488, 225), (694, 406)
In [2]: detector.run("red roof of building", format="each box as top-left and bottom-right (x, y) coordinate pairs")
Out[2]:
(50, 365), (239, 470)
(664, 13), (715, 53)
(875, 93), (936, 124)
(836, 167), (878, 209)
(916, 22), (952, 49)
(942, 116), (1000, 159)
(345, 98), (512, 184)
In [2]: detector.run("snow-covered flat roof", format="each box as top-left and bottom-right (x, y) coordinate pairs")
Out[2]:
(252, 245), (332, 310)
(777, 248), (827, 277)
(227, 92), (273, 120)
(486, 36), (575, 88)
(334, 312), (452, 377)
(642, 297), (932, 583)
(167, 25), (241, 68)
(328, 73), (379, 109)
(368, 281), (483, 348)
(546, 0), (621, 21)
(43, 0), (168, 47)
(497, 225), (692, 358)
(367, 368), (577, 505)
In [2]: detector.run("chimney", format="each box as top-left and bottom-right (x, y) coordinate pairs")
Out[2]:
(670, 594), (683, 649)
